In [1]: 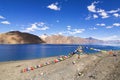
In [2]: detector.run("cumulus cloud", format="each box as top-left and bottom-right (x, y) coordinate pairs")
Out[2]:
(87, 6), (109, 19)
(67, 26), (71, 30)
(97, 23), (120, 29)
(106, 26), (113, 29)
(96, 23), (115, 29)
(89, 27), (97, 30)
(93, 14), (98, 19)
(67, 26), (85, 35)
(113, 13), (120, 17)
(24, 22), (49, 32)
(97, 9), (104, 13)
(86, 14), (98, 20)
(57, 26), (85, 35)
(113, 23), (120, 27)
(87, 1), (99, 12)
(47, 2), (60, 11)
(107, 8), (120, 13)
(0, 16), (11, 25)
(86, 2), (120, 19)
(0, 15), (5, 19)
(58, 32), (64, 35)
(98, 10), (109, 18)
(85, 15), (92, 20)
(68, 29), (85, 35)
(1, 21), (11, 25)
(96, 23), (106, 26)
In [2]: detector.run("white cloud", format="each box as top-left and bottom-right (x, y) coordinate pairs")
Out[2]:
(47, 2), (60, 11)
(67, 26), (71, 30)
(24, 22), (49, 32)
(0, 15), (5, 19)
(113, 23), (120, 27)
(67, 26), (85, 34)
(68, 28), (85, 35)
(98, 23), (120, 29)
(58, 32), (64, 35)
(96, 23), (120, 29)
(1, 21), (11, 25)
(107, 8), (120, 13)
(26, 24), (37, 32)
(39, 26), (49, 30)
(57, 26), (85, 35)
(97, 9), (104, 13)
(96, 23), (106, 26)
(101, 35), (120, 41)
(87, 1), (99, 12)
(86, 14), (98, 20)
(89, 27), (97, 30)
(85, 15), (92, 20)
(93, 14), (98, 19)
(113, 13), (120, 17)
(86, 2), (120, 19)
(87, 2), (110, 19)
(40, 34), (48, 40)
(74, 29), (85, 33)
(98, 10), (109, 18)
(37, 22), (45, 26)
(106, 26), (113, 29)
(96, 9), (109, 18)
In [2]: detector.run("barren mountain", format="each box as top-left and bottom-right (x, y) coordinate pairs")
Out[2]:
(85, 37), (104, 44)
(41, 34), (103, 44)
(0, 31), (44, 44)
(0, 31), (104, 44)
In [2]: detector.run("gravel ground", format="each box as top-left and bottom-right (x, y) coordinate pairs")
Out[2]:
(0, 51), (119, 80)
(105, 53), (120, 80)
(75, 52), (120, 80)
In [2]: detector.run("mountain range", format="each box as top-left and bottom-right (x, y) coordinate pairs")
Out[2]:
(40, 34), (103, 44)
(0, 31), (120, 45)
(40, 34), (120, 45)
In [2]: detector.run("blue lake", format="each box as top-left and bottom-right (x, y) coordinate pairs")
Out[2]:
(0, 44), (120, 62)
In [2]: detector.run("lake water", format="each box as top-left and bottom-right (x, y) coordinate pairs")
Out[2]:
(0, 44), (120, 62)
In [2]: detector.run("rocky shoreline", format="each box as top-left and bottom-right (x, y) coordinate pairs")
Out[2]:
(0, 51), (119, 80)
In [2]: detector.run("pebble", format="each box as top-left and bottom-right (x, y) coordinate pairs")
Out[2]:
(72, 61), (76, 64)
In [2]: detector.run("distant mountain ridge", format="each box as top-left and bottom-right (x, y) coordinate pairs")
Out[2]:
(104, 40), (120, 45)
(0, 31), (44, 44)
(0, 31), (119, 44)
(40, 34), (104, 44)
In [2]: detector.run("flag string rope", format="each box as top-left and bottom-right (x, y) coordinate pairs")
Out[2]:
(21, 46), (111, 73)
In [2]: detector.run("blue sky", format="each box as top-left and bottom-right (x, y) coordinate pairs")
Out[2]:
(0, 0), (120, 40)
